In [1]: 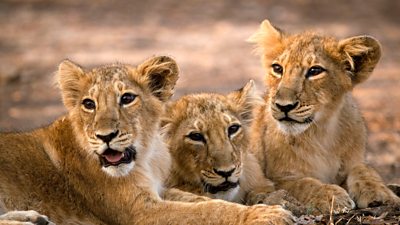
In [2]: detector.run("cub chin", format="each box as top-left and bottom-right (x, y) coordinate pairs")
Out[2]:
(248, 19), (400, 214)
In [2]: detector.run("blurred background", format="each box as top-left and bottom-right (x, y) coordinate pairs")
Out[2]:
(0, 0), (399, 183)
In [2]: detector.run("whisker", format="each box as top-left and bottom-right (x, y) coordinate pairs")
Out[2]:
(117, 138), (130, 143)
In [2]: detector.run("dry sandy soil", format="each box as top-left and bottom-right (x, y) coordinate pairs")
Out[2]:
(0, 0), (399, 223)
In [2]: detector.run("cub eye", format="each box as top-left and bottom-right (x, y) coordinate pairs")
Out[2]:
(82, 99), (96, 110)
(306, 66), (326, 78)
(187, 132), (206, 143)
(120, 93), (137, 105)
(227, 124), (241, 137)
(271, 63), (283, 76)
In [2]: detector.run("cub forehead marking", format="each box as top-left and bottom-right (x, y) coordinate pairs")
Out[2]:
(113, 80), (126, 93)
(277, 51), (289, 64)
(222, 113), (233, 124)
(88, 85), (99, 98)
(281, 49), (318, 66)
(111, 67), (127, 80)
(303, 54), (317, 66)
(193, 120), (203, 131)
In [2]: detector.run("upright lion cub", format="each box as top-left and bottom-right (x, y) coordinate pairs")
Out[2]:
(163, 81), (277, 205)
(248, 20), (400, 214)
(0, 56), (293, 224)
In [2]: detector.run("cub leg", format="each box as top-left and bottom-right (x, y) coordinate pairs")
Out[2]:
(163, 188), (211, 202)
(136, 198), (295, 225)
(347, 164), (400, 208)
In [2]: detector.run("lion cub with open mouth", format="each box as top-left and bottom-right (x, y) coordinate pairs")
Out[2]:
(0, 56), (294, 225)
(163, 81), (281, 206)
(248, 20), (400, 214)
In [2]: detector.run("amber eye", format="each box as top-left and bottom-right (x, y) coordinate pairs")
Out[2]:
(271, 63), (283, 76)
(120, 93), (137, 105)
(82, 99), (96, 110)
(227, 124), (241, 137)
(306, 66), (326, 78)
(187, 132), (206, 143)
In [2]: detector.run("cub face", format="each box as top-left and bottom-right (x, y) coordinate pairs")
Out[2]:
(163, 81), (260, 195)
(58, 56), (178, 177)
(248, 20), (381, 135)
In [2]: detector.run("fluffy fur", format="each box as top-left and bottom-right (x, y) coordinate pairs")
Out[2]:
(0, 56), (293, 224)
(248, 20), (400, 214)
(163, 81), (276, 205)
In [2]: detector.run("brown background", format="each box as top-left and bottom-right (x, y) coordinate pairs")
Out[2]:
(0, 0), (399, 183)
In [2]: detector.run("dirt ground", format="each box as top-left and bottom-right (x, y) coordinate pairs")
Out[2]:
(0, 0), (399, 210)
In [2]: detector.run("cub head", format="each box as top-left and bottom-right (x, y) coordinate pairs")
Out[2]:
(248, 20), (381, 135)
(57, 56), (178, 177)
(163, 81), (261, 195)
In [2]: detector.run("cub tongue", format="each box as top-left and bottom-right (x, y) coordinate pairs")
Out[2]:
(103, 151), (124, 163)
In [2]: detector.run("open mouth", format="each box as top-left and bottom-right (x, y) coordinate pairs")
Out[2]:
(99, 146), (136, 167)
(203, 181), (239, 194)
(278, 116), (313, 124)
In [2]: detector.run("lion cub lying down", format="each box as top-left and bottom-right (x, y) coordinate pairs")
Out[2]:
(163, 81), (278, 205)
(248, 20), (400, 214)
(0, 56), (293, 224)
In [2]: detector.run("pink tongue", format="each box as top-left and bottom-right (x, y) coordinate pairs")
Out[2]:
(104, 152), (124, 163)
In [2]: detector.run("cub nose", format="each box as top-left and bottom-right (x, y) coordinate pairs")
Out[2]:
(213, 168), (235, 178)
(96, 130), (119, 143)
(275, 101), (299, 113)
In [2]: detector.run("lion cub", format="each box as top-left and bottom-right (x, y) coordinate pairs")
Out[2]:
(248, 20), (400, 214)
(0, 56), (293, 225)
(163, 81), (278, 205)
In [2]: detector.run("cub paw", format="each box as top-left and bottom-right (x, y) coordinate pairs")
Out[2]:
(307, 184), (355, 214)
(243, 205), (295, 225)
(0, 210), (55, 225)
(258, 189), (308, 217)
(246, 190), (307, 217)
(246, 192), (270, 206)
(350, 182), (400, 208)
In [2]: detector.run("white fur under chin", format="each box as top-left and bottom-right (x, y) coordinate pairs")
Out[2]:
(213, 186), (241, 203)
(277, 121), (311, 135)
(102, 162), (135, 177)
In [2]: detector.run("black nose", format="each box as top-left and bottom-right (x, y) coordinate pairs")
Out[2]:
(275, 101), (299, 113)
(96, 130), (119, 143)
(213, 168), (235, 178)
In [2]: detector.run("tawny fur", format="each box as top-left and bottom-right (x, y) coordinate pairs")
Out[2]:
(248, 20), (400, 214)
(0, 56), (294, 225)
(163, 81), (277, 205)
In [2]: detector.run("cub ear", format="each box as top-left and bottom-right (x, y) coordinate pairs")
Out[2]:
(57, 59), (86, 111)
(227, 80), (263, 125)
(137, 56), (179, 102)
(247, 19), (284, 56)
(339, 35), (381, 85)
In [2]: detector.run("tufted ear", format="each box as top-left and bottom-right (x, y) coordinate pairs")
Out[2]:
(227, 80), (263, 125)
(136, 56), (179, 102)
(247, 19), (284, 55)
(339, 35), (381, 86)
(57, 59), (87, 111)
